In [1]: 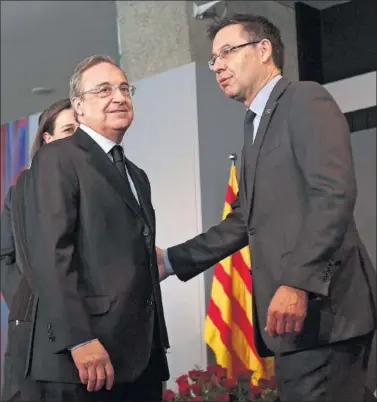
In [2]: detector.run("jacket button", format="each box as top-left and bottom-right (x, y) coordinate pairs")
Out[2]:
(47, 324), (52, 330)
(143, 227), (150, 237)
(146, 299), (154, 306)
(49, 335), (56, 342)
(249, 228), (256, 235)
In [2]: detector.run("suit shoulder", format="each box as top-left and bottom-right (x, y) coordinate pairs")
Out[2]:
(31, 136), (74, 166)
(291, 80), (332, 99)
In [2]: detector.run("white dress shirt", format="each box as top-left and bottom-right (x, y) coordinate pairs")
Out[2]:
(249, 75), (282, 142)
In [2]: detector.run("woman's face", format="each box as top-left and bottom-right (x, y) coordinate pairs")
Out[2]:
(43, 108), (78, 143)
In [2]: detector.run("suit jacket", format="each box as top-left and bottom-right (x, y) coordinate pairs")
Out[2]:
(168, 78), (377, 356)
(14, 127), (170, 383)
(1, 185), (22, 308)
(1, 179), (35, 324)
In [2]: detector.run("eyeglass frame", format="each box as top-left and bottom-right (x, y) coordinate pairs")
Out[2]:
(208, 40), (262, 70)
(77, 83), (136, 99)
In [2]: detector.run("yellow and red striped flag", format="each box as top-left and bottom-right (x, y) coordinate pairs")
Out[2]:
(204, 160), (274, 382)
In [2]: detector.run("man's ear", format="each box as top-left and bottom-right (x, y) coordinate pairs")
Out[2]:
(72, 97), (84, 118)
(259, 38), (273, 64)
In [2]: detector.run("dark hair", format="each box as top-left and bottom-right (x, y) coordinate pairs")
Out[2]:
(207, 13), (284, 73)
(31, 98), (72, 158)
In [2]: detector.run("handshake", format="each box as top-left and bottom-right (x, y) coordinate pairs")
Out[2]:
(156, 246), (170, 282)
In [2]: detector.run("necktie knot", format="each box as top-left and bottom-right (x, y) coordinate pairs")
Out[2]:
(245, 109), (256, 124)
(110, 145), (124, 164)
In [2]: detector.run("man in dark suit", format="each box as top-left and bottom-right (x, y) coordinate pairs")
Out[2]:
(158, 14), (376, 401)
(16, 55), (170, 401)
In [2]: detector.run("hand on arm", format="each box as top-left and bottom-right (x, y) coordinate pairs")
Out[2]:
(165, 194), (248, 282)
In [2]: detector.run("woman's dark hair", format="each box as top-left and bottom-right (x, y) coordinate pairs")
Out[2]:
(31, 98), (72, 158)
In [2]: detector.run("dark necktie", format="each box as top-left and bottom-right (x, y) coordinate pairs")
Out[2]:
(110, 145), (128, 179)
(244, 109), (256, 143)
(110, 145), (140, 205)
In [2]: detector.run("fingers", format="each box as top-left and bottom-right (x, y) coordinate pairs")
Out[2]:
(294, 316), (304, 334)
(94, 365), (106, 392)
(105, 362), (115, 390)
(266, 310), (304, 337)
(265, 309), (277, 337)
(78, 366), (89, 386)
(86, 365), (97, 392)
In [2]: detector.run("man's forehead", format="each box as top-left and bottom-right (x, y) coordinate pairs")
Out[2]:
(212, 24), (245, 51)
(82, 63), (127, 84)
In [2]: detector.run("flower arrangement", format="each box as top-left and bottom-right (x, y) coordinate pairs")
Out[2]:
(163, 364), (278, 402)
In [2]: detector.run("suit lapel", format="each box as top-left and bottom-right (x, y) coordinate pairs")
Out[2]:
(245, 78), (291, 226)
(72, 128), (142, 219)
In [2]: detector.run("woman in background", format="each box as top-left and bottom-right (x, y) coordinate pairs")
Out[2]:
(0, 98), (78, 401)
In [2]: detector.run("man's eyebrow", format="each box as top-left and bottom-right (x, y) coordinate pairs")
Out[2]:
(211, 44), (232, 56)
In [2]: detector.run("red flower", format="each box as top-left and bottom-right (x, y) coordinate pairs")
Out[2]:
(190, 382), (203, 396)
(178, 382), (191, 397)
(188, 369), (202, 382)
(207, 363), (227, 379)
(222, 378), (237, 392)
(176, 374), (189, 386)
(236, 368), (253, 382)
(163, 389), (176, 401)
(217, 395), (230, 401)
(192, 397), (202, 402)
(198, 370), (211, 382)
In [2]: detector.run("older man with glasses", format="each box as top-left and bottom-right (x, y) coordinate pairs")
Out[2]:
(16, 55), (170, 401)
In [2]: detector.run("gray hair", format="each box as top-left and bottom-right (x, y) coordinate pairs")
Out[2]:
(69, 55), (119, 101)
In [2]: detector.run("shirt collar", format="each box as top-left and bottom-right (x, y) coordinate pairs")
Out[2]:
(249, 75), (282, 116)
(79, 123), (121, 155)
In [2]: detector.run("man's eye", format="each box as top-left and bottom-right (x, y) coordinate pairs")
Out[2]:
(221, 48), (232, 57)
(99, 86), (111, 94)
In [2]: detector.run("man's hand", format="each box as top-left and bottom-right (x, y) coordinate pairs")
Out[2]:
(156, 246), (169, 282)
(265, 285), (308, 337)
(71, 339), (114, 392)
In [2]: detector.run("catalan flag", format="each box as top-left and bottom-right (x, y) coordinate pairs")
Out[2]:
(204, 158), (274, 382)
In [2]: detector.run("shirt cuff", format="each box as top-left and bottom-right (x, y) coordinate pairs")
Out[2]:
(68, 338), (97, 351)
(163, 249), (175, 275)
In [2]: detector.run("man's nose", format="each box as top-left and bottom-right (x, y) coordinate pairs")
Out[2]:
(213, 57), (227, 73)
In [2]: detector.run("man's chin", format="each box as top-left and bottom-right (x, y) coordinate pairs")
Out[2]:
(223, 87), (240, 100)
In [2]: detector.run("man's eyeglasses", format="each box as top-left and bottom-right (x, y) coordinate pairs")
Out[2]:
(208, 40), (262, 70)
(79, 83), (136, 99)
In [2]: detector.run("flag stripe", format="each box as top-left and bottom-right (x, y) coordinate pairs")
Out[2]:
(231, 250), (252, 293)
(206, 299), (248, 377)
(206, 280), (253, 372)
(213, 264), (262, 364)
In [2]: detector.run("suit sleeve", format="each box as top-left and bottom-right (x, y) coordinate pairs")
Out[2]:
(0, 186), (22, 307)
(25, 145), (94, 353)
(283, 81), (357, 296)
(167, 194), (248, 281)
